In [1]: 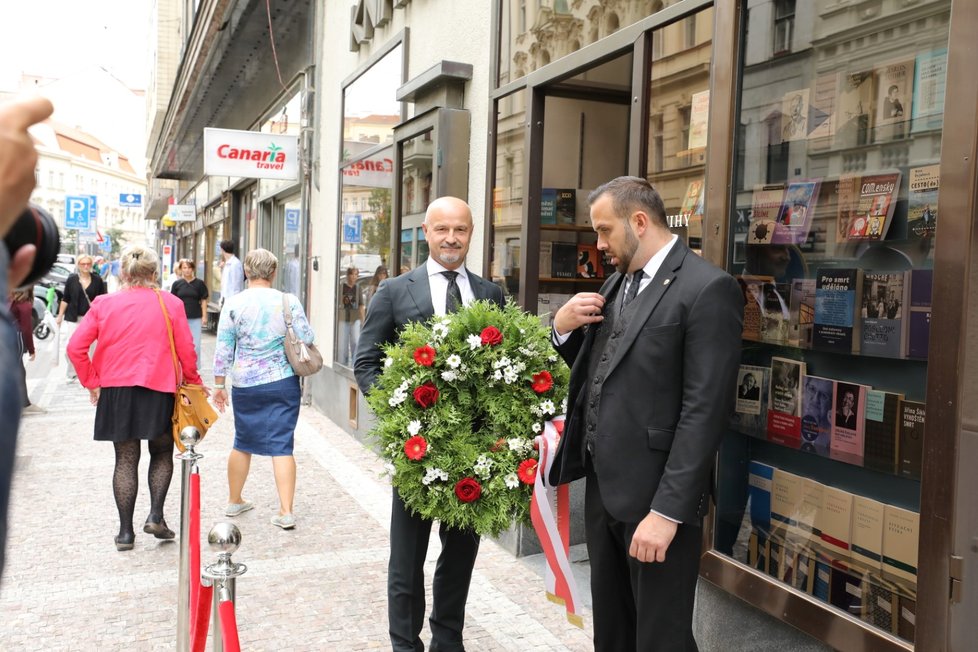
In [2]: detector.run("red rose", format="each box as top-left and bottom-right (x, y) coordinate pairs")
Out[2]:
(517, 458), (538, 485)
(480, 326), (503, 346)
(454, 477), (482, 503)
(413, 345), (436, 367)
(404, 435), (427, 461)
(413, 382), (440, 409)
(530, 371), (553, 394)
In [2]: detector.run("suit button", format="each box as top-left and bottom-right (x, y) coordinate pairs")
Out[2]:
(601, 354), (608, 362)
(587, 424), (594, 432)
(594, 376), (602, 384)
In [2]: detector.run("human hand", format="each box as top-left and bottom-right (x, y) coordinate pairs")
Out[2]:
(552, 292), (605, 336)
(28, 352), (35, 361)
(56, 314), (63, 325)
(0, 96), (54, 235)
(212, 388), (228, 413)
(88, 387), (101, 405)
(628, 512), (679, 563)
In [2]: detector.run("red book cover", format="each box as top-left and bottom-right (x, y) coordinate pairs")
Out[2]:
(767, 356), (806, 448)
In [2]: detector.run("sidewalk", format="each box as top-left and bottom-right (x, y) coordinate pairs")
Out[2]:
(2, 331), (594, 650)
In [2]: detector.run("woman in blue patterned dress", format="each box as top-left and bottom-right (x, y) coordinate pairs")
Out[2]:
(212, 248), (315, 530)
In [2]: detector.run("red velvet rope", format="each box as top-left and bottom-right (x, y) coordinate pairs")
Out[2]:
(189, 473), (201, 627)
(219, 598), (241, 652)
(191, 584), (212, 652)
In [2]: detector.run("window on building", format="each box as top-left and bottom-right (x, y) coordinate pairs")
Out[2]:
(684, 13), (697, 49)
(773, 0), (795, 55)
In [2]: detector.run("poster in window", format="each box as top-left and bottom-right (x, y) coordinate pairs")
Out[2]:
(781, 89), (810, 142)
(687, 90), (710, 150)
(911, 48), (947, 134)
(834, 71), (874, 148)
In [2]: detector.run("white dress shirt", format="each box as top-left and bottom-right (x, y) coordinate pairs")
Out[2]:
(221, 254), (244, 300)
(426, 257), (475, 316)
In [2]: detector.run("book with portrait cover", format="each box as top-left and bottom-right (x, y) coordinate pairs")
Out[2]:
(737, 274), (774, 341)
(772, 180), (820, 245)
(800, 375), (834, 458)
(788, 278), (817, 348)
(834, 70), (875, 149)
(835, 173), (861, 244)
(575, 244), (602, 279)
(874, 59), (915, 139)
(906, 269), (933, 359)
(813, 268), (864, 354)
(907, 164), (939, 240)
(767, 356), (806, 448)
(830, 381), (867, 466)
(911, 48), (947, 134)
(898, 399), (925, 480)
(847, 172), (901, 241)
(882, 505), (919, 586)
(860, 272), (909, 358)
(540, 188), (557, 225)
(863, 389), (903, 475)
(732, 365), (770, 438)
(555, 189), (576, 225)
(747, 184), (785, 245)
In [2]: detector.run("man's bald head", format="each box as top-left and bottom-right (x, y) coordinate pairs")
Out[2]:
(422, 196), (474, 270)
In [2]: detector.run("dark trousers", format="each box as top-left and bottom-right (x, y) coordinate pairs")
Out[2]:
(388, 490), (480, 652)
(585, 462), (702, 652)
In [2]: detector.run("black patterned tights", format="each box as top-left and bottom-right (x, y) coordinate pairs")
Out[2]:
(112, 434), (173, 538)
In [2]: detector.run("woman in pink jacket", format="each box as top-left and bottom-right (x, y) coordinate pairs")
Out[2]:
(68, 245), (204, 551)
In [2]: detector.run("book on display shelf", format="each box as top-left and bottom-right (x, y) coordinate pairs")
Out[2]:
(898, 400), (925, 481)
(737, 274), (774, 342)
(732, 365), (770, 438)
(770, 468), (804, 540)
(830, 381), (867, 466)
(788, 278), (816, 348)
(847, 172), (901, 242)
(834, 70), (875, 149)
(540, 188), (557, 225)
(863, 389), (903, 475)
(906, 164), (939, 240)
(679, 179), (705, 240)
(747, 184), (785, 245)
(851, 495), (886, 572)
(760, 282), (791, 345)
(813, 268), (864, 354)
(882, 505), (919, 586)
(688, 90), (710, 150)
(767, 356), (806, 449)
(800, 374), (834, 458)
(863, 576), (900, 635)
(794, 549), (816, 594)
(550, 242), (578, 279)
(911, 48), (947, 134)
(874, 58), (915, 139)
(829, 567), (866, 619)
(555, 189), (576, 225)
(772, 180), (820, 245)
(796, 477), (825, 549)
(816, 485), (853, 562)
(860, 272), (908, 358)
(748, 529), (770, 573)
(898, 594), (917, 641)
(906, 269), (932, 359)
(813, 559), (831, 601)
(538, 241), (552, 279)
(575, 244), (602, 279)
(835, 173), (862, 244)
(748, 461), (776, 535)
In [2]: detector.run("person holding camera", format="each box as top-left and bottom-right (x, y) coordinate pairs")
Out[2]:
(0, 95), (55, 582)
(57, 254), (106, 381)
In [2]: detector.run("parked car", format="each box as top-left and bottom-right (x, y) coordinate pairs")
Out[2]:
(56, 253), (76, 266)
(36, 261), (74, 305)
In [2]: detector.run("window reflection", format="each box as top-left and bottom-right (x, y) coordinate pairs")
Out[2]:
(489, 89), (527, 301)
(343, 45), (403, 161)
(396, 131), (433, 274)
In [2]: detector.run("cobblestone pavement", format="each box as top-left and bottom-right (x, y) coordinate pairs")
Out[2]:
(1, 331), (594, 651)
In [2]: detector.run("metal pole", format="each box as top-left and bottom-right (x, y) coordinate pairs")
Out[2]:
(211, 580), (223, 652)
(203, 522), (247, 652)
(176, 427), (204, 652)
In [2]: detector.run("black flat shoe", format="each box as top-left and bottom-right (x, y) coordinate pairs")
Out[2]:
(115, 534), (135, 551)
(143, 520), (175, 540)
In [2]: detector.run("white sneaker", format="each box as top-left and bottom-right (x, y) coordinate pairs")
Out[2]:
(225, 501), (254, 517)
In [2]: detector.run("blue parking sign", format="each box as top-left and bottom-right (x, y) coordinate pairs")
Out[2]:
(119, 193), (142, 207)
(285, 208), (300, 232)
(65, 195), (91, 229)
(343, 213), (362, 244)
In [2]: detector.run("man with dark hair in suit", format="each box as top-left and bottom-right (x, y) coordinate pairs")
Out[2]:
(549, 176), (743, 651)
(355, 196), (505, 652)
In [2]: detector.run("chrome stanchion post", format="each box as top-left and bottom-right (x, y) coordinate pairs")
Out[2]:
(203, 522), (247, 652)
(176, 427), (203, 652)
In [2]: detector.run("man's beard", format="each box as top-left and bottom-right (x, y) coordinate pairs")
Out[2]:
(439, 246), (463, 265)
(614, 223), (640, 274)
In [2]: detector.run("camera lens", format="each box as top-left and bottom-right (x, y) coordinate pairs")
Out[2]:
(3, 204), (60, 285)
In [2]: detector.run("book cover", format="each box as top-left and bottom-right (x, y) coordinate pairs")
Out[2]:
(863, 576), (899, 634)
(781, 88), (810, 142)
(816, 486), (853, 562)
(848, 172), (901, 241)
(882, 505), (919, 586)
(911, 48), (947, 134)
(788, 278), (816, 348)
(829, 567), (865, 618)
(794, 549), (816, 594)
(797, 477), (825, 548)
(813, 268), (863, 354)
(772, 180), (820, 245)
(550, 242), (578, 279)
(907, 164), (939, 240)
(538, 241), (553, 281)
(768, 536), (784, 580)
(835, 173), (861, 244)
(860, 272), (908, 358)
(732, 365), (770, 438)
(898, 400), (925, 480)
(830, 381), (868, 466)
(898, 595), (916, 641)
(555, 189), (576, 225)
(851, 496), (886, 572)
(874, 59), (915, 138)
(835, 70), (875, 149)
(748, 461), (776, 534)
(575, 244), (601, 279)
(748, 184), (785, 245)
(906, 269), (932, 359)
(768, 357), (806, 448)
(748, 529), (769, 573)
(771, 469), (804, 539)
(760, 282), (791, 345)
(864, 389), (903, 474)
(813, 559), (831, 601)
(737, 275), (774, 342)
(540, 188), (557, 225)
(574, 189), (593, 227)
(688, 89), (710, 150)
(800, 375), (834, 457)
(679, 179), (705, 228)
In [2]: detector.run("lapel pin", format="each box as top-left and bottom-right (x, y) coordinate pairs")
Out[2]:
(663, 279), (671, 285)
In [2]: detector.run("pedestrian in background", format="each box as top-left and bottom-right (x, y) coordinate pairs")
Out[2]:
(219, 240), (244, 305)
(0, 95), (54, 583)
(171, 258), (209, 363)
(359, 264), (388, 322)
(213, 248), (314, 531)
(68, 245), (203, 551)
(57, 253), (106, 381)
(8, 286), (42, 414)
(337, 266), (360, 366)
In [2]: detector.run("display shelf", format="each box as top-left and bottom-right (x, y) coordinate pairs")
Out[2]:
(540, 224), (593, 232)
(539, 276), (604, 283)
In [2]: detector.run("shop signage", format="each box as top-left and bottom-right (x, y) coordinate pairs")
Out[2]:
(203, 128), (299, 180)
(285, 208), (300, 232)
(169, 204), (196, 222)
(343, 213), (363, 244)
(342, 154), (394, 188)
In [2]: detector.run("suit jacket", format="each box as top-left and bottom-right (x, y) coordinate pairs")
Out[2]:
(548, 239), (744, 524)
(354, 263), (505, 394)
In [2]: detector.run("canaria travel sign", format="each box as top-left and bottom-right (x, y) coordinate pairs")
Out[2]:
(203, 128), (299, 180)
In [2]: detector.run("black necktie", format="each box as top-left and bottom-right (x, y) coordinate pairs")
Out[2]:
(621, 270), (644, 312)
(442, 271), (463, 313)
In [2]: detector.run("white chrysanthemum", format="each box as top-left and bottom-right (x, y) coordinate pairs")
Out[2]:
(519, 328), (526, 334)
(388, 390), (407, 407)
(548, 354), (558, 363)
(540, 399), (556, 414)
(560, 397), (568, 413)
(530, 403), (544, 417)
(473, 454), (494, 479)
(493, 356), (512, 370)
(441, 370), (458, 382)
(507, 437), (527, 451)
(383, 357), (394, 368)
(432, 321), (450, 339)
(503, 367), (519, 384)
(467, 334), (482, 350)
(384, 462), (397, 477)
(532, 422), (542, 433)
(407, 420), (422, 436)
(504, 473), (520, 489)
(492, 369), (503, 381)
(446, 354), (462, 369)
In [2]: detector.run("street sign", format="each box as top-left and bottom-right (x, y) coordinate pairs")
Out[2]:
(168, 204), (196, 222)
(65, 195), (92, 229)
(342, 213), (362, 244)
(119, 193), (142, 207)
(285, 208), (300, 232)
(100, 234), (111, 252)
